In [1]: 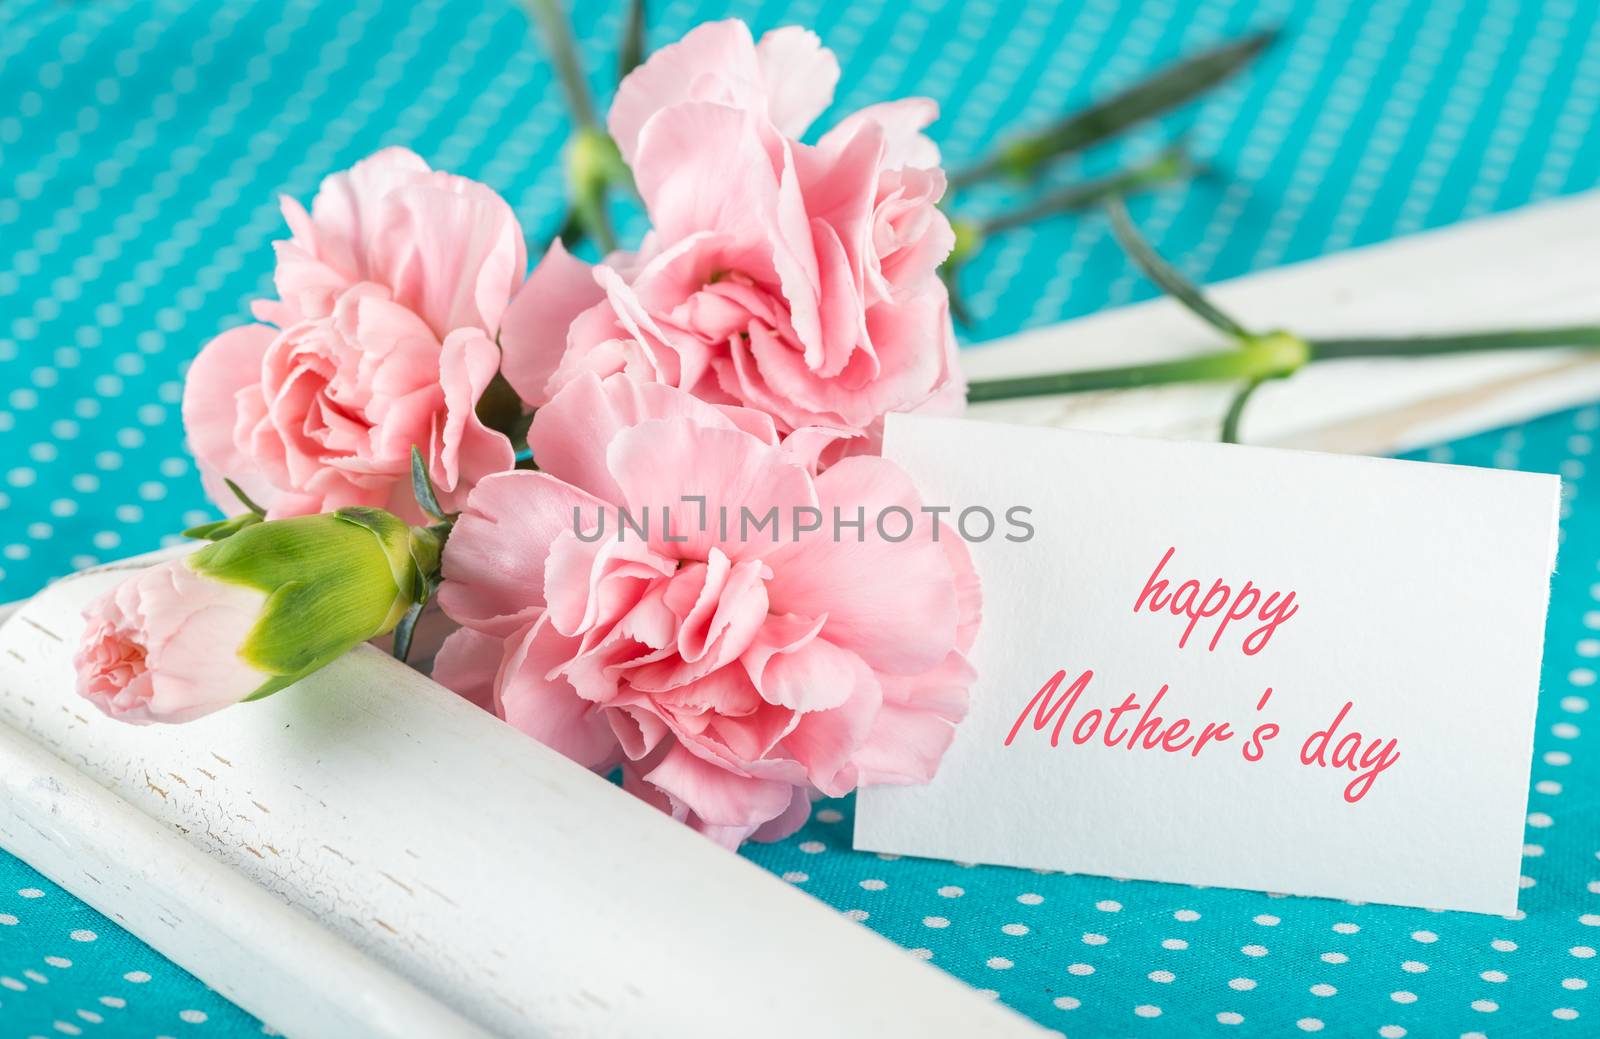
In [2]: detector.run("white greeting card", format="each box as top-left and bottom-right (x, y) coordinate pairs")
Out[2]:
(854, 414), (1560, 915)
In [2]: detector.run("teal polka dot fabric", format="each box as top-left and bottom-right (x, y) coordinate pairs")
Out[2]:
(3, 0), (1599, 1034)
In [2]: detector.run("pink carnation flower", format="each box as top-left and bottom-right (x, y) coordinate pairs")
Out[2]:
(433, 374), (979, 846)
(75, 559), (270, 725)
(500, 20), (964, 444)
(183, 148), (523, 520)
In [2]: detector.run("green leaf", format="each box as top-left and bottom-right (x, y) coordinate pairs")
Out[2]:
(224, 479), (267, 517)
(411, 446), (449, 522)
(1106, 198), (1250, 339)
(392, 601), (424, 663)
(948, 29), (1276, 188)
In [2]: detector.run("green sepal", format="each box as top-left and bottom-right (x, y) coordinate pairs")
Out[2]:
(411, 447), (450, 523)
(183, 512), (265, 541)
(189, 509), (424, 687)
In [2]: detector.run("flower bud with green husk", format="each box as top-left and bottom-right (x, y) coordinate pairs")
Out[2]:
(74, 507), (439, 724)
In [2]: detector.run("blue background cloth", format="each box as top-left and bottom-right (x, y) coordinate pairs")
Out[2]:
(2, 0), (1598, 1034)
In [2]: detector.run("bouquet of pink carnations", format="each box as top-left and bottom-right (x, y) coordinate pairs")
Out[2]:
(73, 9), (1599, 848)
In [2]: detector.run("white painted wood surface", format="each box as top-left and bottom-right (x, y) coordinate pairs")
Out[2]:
(0, 561), (1045, 1039)
(960, 189), (1600, 452)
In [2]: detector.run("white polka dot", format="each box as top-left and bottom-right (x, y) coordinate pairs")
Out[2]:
(1017, 893), (1043, 905)
(1582, 914), (1600, 927)
(938, 885), (964, 898)
(1297, 1018), (1323, 1032)
(1491, 939), (1517, 953)
(1471, 999), (1498, 1013)
(1402, 961), (1428, 973)
(123, 971), (150, 983)
(843, 909), (868, 922)
(1333, 922), (1359, 934)
(1554, 1008), (1579, 1020)
(1530, 812), (1554, 828)
(1563, 978), (1588, 990)
(1053, 996), (1080, 1010)
(1096, 899), (1122, 912)
(1321, 952), (1348, 964)
(798, 841), (824, 854)
(18, 888), (44, 899)
(52, 1022), (82, 1036)
(69, 930), (96, 942)
(987, 957), (1012, 970)
(44, 956), (69, 968)
(1379, 1027), (1405, 1038)
(1229, 978), (1256, 991)
(1242, 944), (1268, 957)
(1002, 923), (1029, 936)
(1067, 963), (1095, 976)
(1392, 991), (1417, 1004)
(0, 976), (23, 991)
(1411, 930), (1438, 943)
(1082, 932), (1108, 945)
(859, 879), (886, 891)
(1162, 938), (1188, 950)
(1310, 983), (1336, 996)
(1148, 970), (1174, 983)
(922, 916), (949, 929)
(98, 996), (124, 1008)
(1217, 1012), (1243, 1025)
(1133, 1005), (1161, 1018)
(180, 1009), (208, 1023)
(1554, 722), (1581, 739)
(781, 871), (807, 883)
(1174, 909), (1200, 922)
(1548, 751), (1573, 766)
(1573, 946), (1597, 958)
(1254, 914), (1280, 926)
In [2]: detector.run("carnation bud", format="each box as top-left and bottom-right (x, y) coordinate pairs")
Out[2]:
(74, 507), (440, 724)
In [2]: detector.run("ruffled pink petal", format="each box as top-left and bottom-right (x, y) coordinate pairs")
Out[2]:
(779, 650), (881, 796)
(430, 627), (503, 714)
(608, 20), (764, 164)
(438, 470), (611, 638)
(367, 178), (526, 338)
(429, 328), (516, 510)
(605, 419), (818, 562)
(497, 617), (622, 770)
(741, 618), (858, 713)
(632, 101), (781, 247)
(821, 98), (942, 170)
(765, 454), (958, 675)
(642, 741), (797, 831)
(528, 372), (775, 507)
(181, 323), (281, 516)
(498, 240), (606, 407)
(753, 26), (839, 138)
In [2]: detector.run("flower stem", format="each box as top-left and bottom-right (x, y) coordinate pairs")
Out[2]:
(966, 332), (1308, 402)
(1308, 326), (1600, 358)
(524, 0), (600, 130)
(976, 146), (1191, 237)
(965, 327), (1600, 403)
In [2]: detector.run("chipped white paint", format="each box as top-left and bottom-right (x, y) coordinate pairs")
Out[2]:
(960, 190), (1600, 453)
(0, 560), (1044, 1039)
